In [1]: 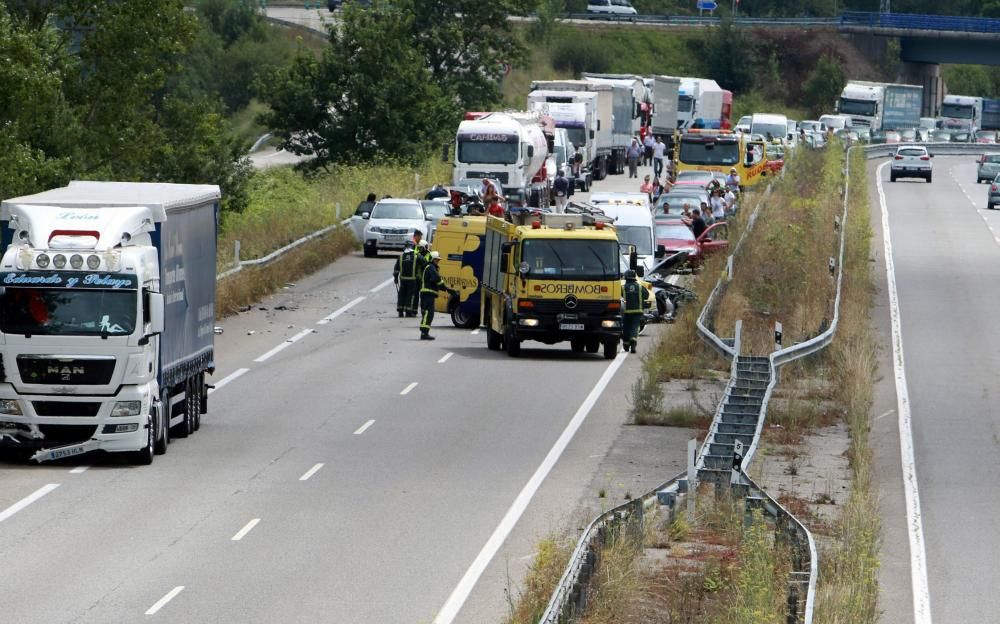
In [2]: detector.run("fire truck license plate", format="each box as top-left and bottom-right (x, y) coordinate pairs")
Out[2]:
(560, 323), (585, 330)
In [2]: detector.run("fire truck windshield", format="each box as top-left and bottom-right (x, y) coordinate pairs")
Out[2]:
(522, 239), (620, 281)
(679, 140), (739, 166)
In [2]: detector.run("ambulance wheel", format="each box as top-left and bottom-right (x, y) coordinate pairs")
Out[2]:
(505, 327), (521, 357)
(570, 338), (585, 353)
(129, 413), (155, 465)
(451, 307), (479, 329)
(153, 398), (168, 455)
(487, 327), (503, 351)
(585, 338), (600, 354)
(603, 338), (618, 360)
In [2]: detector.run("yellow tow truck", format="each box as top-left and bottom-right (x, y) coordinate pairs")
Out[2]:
(481, 213), (624, 359)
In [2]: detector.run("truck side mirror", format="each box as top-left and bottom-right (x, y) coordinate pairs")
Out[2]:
(656, 244), (666, 258)
(441, 142), (450, 163)
(527, 145), (534, 158)
(500, 242), (513, 272)
(148, 292), (165, 335)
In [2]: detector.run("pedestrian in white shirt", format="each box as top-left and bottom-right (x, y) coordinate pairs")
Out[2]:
(652, 137), (666, 179)
(710, 188), (726, 222)
(724, 188), (737, 215)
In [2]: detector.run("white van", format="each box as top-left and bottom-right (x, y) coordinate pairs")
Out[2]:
(750, 113), (789, 143)
(819, 114), (852, 131)
(588, 192), (655, 272)
(587, 0), (638, 15)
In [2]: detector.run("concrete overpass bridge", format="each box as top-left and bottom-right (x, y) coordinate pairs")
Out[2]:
(839, 12), (1000, 116)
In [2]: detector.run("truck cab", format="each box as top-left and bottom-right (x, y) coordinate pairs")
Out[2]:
(838, 82), (883, 130)
(0, 182), (219, 464)
(480, 214), (623, 359)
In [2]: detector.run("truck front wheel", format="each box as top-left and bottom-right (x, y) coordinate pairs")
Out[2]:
(129, 413), (155, 465)
(154, 398), (168, 455)
(603, 338), (618, 360)
(505, 327), (521, 357)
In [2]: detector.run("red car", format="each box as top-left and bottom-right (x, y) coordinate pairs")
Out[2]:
(654, 219), (729, 265)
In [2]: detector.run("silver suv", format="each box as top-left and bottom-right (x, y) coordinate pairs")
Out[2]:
(977, 153), (1000, 183)
(890, 145), (933, 183)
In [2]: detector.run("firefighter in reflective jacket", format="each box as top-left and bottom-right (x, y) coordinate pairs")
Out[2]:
(420, 251), (456, 340)
(622, 270), (648, 353)
(413, 240), (431, 311)
(393, 241), (418, 317)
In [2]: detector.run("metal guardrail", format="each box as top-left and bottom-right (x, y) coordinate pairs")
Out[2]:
(861, 141), (992, 159)
(216, 183), (430, 282)
(563, 13), (839, 26)
(840, 11), (1000, 33)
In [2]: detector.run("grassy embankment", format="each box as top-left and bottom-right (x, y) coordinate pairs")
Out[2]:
(508, 146), (880, 621)
(216, 160), (451, 316)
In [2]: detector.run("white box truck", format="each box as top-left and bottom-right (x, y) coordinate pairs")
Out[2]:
(0, 181), (219, 464)
(530, 80), (621, 179)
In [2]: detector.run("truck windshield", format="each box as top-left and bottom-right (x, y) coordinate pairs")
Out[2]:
(616, 226), (653, 256)
(678, 96), (693, 113)
(941, 103), (973, 119)
(457, 140), (518, 165)
(0, 288), (137, 336)
(522, 239), (620, 281)
(839, 99), (877, 117)
(564, 127), (586, 149)
(679, 140), (739, 166)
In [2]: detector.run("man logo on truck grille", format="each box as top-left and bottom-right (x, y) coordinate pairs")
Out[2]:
(48, 365), (84, 381)
(564, 295), (578, 310)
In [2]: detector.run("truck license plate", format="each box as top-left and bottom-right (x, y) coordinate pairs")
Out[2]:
(560, 323), (585, 331)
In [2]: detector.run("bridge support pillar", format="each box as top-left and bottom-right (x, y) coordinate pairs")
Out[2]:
(898, 61), (942, 118)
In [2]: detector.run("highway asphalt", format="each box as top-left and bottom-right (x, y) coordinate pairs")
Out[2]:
(872, 156), (1000, 623)
(0, 170), (672, 623)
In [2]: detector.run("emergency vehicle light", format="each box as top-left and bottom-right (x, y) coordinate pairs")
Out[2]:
(595, 222), (604, 230)
(531, 221), (541, 229)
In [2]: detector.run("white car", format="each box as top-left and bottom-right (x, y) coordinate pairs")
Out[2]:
(890, 145), (933, 183)
(362, 199), (431, 257)
(587, 0), (637, 15)
(734, 115), (752, 134)
(420, 199), (451, 242)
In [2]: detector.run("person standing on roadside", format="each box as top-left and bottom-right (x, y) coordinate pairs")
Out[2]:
(627, 138), (641, 178)
(553, 169), (571, 213)
(621, 270), (648, 354)
(639, 174), (653, 201)
(419, 252), (457, 340)
(653, 136), (666, 179)
(710, 188), (726, 222)
(724, 187), (737, 216)
(725, 167), (741, 192)
(393, 241), (418, 317)
(643, 133), (655, 167)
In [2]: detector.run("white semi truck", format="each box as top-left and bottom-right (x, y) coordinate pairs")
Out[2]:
(0, 182), (219, 464)
(939, 94), (984, 133)
(837, 81), (884, 129)
(453, 112), (551, 208)
(528, 94), (596, 191)
(530, 79), (626, 178)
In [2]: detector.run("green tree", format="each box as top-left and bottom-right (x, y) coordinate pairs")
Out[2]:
(408, 0), (532, 111)
(700, 19), (755, 94)
(942, 65), (994, 97)
(802, 54), (845, 117)
(258, 3), (456, 166)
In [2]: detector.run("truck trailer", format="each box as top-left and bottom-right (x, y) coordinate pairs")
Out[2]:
(0, 181), (219, 464)
(530, 80), (626, 177)
(650, 75), (681, 138)
(528, 95), (596, 191)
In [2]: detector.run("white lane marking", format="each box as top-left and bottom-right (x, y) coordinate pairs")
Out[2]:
(370, 278), (395, 293)
(400, 382), (418, 396)
(208, 368), (250, 395)
(145, 586), (184, 615)
(231, 518), (261, 541)
(438, 352), (454, 364)
(470, 328), (480, 335)
(0, 484), (60, 523)
(317, 296), (366, 325)
(432, 351), (630, 624)
(877, 161), (933, 624)
(253, 328), (314, 363)
(299, 463), (325, 481)
(354, 419), (375, 435)
(69, 465), (90, 474)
